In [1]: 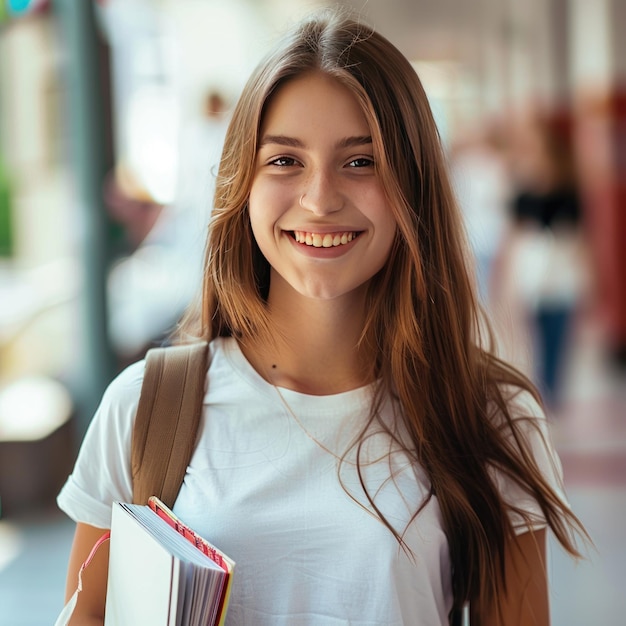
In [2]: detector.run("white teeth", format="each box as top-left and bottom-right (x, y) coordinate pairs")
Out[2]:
(293, 231), (357, 248)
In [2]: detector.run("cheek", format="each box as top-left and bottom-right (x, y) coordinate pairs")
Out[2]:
(248, 207), (266, 253)
(374, 202), (398, 247)
(248, 181), (288, 227)
(247, 187), (269, 238)
(247, 196), (280, 261)
(377, 215), (399, 270)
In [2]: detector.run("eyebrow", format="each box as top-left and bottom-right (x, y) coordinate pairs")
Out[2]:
(259, 134), (373, 149)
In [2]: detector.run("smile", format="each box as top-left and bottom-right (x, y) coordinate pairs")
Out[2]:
(292, 231), (360, 248)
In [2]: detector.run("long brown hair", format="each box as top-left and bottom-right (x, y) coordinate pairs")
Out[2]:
(178, 8), (586, 620)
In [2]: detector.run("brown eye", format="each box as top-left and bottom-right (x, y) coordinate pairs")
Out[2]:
(269, 156), (299, 167)
(347, 157), (375, 168)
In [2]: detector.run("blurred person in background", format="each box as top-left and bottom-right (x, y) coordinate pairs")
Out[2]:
(495, 110), (592, 412)
(450, 117), (512, 309)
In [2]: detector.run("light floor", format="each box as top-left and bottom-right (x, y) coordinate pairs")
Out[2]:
(0, 311), (624, 626)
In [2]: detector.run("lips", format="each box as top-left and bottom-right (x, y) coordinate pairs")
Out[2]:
(292, 230), (359, 248)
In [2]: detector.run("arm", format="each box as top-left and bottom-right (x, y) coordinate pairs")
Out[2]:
(65, 523), (110, 626)
(471, 528), (549, 626)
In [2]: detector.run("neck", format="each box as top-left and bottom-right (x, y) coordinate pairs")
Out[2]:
(240, 282), (373, 395)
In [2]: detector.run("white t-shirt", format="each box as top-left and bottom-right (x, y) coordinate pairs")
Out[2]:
(57, 337), (566, 625)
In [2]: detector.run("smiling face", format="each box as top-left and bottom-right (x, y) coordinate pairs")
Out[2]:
(248, 71), (397, 304)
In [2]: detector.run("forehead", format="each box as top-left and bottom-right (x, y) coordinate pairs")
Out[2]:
(259, 71), (372, 138)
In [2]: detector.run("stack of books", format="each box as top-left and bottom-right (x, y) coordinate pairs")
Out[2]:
(105, 496), (235, 626)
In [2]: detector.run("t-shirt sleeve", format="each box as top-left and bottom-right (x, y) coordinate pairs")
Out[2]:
(489, 388), (569, 535)
(56, 360), (146, 529)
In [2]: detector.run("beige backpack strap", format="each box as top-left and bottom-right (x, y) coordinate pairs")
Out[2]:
(131, 341), (209, 507)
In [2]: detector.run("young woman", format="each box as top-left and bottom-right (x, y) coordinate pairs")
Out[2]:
(58, 9), (585, 625)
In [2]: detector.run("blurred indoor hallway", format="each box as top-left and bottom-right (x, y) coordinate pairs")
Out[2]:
(0, 306), (624, 625)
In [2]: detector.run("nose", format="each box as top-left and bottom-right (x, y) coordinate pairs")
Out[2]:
(299, 168), (344, 216)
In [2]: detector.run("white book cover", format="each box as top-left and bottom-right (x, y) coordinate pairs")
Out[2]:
(104, 499), (234, 626)
(105, 502), (181, 624)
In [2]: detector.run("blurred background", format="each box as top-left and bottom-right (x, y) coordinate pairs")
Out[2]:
(0, 0), (624, 624)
